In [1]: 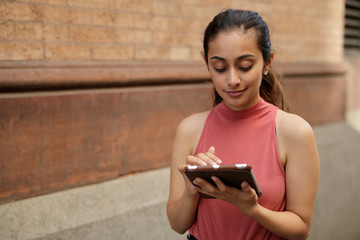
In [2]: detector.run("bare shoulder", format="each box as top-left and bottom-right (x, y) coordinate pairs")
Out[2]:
(176, 111), (210, 138)
(174, 110), (210, 154)
(276, 110), (318, 168)
(276, 109), (314, 141)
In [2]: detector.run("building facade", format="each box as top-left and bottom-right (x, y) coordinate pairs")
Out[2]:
(0, 0), (358, 206)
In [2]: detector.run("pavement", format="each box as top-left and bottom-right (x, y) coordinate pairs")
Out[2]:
(309, 122), (360, 240)
(0, 121), (359, 240)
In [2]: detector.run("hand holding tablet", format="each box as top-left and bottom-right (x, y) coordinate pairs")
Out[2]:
(184, 164), (262, 199)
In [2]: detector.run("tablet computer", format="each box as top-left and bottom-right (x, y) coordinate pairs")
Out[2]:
(184, 164), (262, 199)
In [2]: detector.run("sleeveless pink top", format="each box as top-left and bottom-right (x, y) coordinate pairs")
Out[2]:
(189, 99), (286, 240)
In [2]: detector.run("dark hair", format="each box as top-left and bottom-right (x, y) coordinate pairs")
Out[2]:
(203, 9), (287, 111)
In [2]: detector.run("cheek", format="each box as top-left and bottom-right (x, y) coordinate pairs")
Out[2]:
(209, 72), (225, 88)
(240, 72), (263, 87)
(247, 67), (264, 83)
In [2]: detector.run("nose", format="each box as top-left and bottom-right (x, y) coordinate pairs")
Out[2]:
(227, 67), (241, 87)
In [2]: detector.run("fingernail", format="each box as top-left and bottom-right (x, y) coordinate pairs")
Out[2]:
(217, 159), (222, 164)
(201, 162), (207, 166)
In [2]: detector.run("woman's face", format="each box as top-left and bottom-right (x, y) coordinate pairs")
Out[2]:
(206, 28), (271, 111)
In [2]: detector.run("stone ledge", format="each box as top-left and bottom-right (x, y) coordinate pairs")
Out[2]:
(0, 61), (346, 91)
(0, 61), (210, 91)
(0, 167), (183, 240)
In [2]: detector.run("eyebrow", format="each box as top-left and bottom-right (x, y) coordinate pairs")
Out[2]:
(210, 54), (255, 61)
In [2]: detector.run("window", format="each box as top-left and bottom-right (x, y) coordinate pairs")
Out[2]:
(344, 0), (360, 52)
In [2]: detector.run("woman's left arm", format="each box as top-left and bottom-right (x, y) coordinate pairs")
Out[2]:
(248, 112), (320, 239)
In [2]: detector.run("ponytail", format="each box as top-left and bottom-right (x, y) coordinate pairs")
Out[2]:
(260, 69), (288, 111)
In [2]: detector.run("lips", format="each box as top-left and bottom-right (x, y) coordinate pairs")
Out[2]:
(225, 88), (247, 97)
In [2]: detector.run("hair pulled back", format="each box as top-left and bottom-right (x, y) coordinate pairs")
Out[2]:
(203, 9), (287, 110)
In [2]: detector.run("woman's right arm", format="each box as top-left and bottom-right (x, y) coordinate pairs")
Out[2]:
(166, 116), (200, 234)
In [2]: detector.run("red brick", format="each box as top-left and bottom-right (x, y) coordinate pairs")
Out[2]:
(183, 19), (208, 33)
(135, 46), (170, 61)
(133, 30), (152, 44)
(43, 6), (91, 25)
(134, 14), (153, 29)
(180, 5), (222, 21)
(170, 0), (221, 4)
(43, 24), (68, 42)
(152, 16), (185, 32)
(0, 21), (14, 40)
(45, 44), (91, 60)
(0, 2), (42, 21)
(115, 0), (152, 13)
(152, 2), (181, 17)
(14, 22), (43, 41)
(93, 11), (133, 28)
(12, 23), (68, 42)
(21, 0), (67, 5)
(153, 32), (185, 46)
(0, 0), (347, 64)
(114, 29), (152, 44)
(0, 42), (43, 61)
(69, 26), (113, 44)
(153, 32), (201, 47)
(190, 48), (203, 61)
(170, 47), (191, 61)
(68, 0), (113, 9)
(113, 29), (134, 44)
(92, 45), (134, 60)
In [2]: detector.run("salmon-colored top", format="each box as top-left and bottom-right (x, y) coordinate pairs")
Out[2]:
(189, 99), (286, 240)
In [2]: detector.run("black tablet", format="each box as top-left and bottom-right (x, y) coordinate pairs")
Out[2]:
(185, 164), (262, 199)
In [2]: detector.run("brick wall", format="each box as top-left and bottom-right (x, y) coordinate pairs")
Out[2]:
(0, 0), (344, 63)
(0, 0), (207, 62)
(0, 0), (349, 204)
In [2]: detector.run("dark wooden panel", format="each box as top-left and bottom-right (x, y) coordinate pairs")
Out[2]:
(0, 84), (213, 204)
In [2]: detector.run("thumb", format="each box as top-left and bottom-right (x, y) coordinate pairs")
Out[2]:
(208, 146), (215, 154)
(178, 165), (186, 174)
(241, 181), (252, 193)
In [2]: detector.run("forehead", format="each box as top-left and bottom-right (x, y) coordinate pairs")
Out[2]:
(207, 28), (261, 58)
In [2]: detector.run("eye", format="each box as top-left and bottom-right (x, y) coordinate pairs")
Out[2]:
(239, 65), (252, 71)
(214, 67), (226, 73)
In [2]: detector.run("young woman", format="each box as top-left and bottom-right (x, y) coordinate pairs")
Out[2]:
(167, 9), (319, 240)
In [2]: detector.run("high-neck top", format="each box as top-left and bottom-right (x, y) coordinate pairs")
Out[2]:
(189, 99), (286, 240)
(216, 98), (267, 120)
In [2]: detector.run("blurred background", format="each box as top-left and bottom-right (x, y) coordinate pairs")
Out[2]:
(0, 0), (359, 239)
